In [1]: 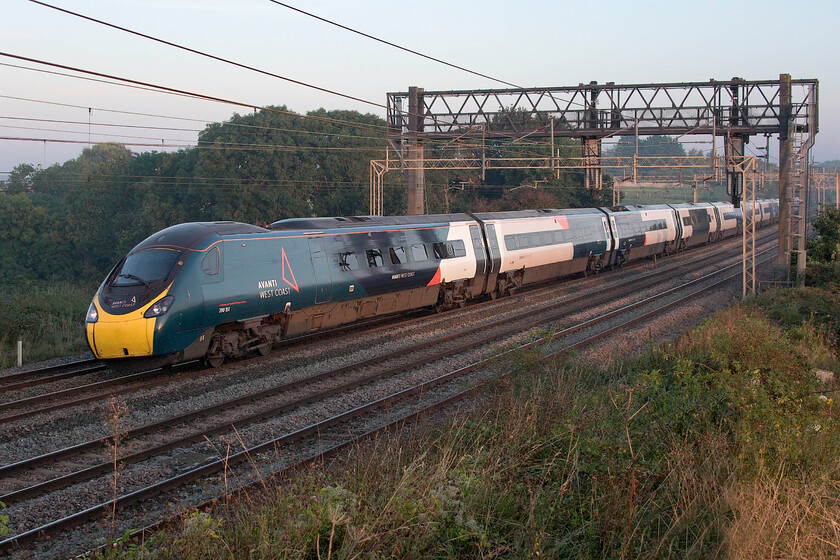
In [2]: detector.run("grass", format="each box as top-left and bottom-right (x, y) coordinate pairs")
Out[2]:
(89, 286), (840, 559)
(0, 280), (96, 368)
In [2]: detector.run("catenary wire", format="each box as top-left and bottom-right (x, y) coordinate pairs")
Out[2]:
(0, 65), (550, 158)
(0, 93), (554, 159)
(265, 1), (586, 111)
(0, 123), (385, 149)
(0, 52), (392, 136)
(266, 1), (521, 89)
(28, 0), (390, 113)
(0, 136), (388, 152)
(27, 1), (582, 129)
(0, 124), (553, 159)
(0, 115), (387, 142)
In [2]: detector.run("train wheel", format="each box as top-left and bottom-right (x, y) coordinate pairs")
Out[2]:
(206, 355), (224, 368)
(205, 334), (224, 367)
(256, 340), (272, 357)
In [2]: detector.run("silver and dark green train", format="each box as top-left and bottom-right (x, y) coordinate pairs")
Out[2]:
(86, 200), (773, 368)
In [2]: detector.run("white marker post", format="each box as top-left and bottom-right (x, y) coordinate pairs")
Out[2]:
(17, 340), (23, 367)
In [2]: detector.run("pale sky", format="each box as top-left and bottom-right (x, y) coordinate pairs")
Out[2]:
(1, 0), (837, 176)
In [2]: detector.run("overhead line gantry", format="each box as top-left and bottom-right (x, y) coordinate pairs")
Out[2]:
(375, 74), (818, 283)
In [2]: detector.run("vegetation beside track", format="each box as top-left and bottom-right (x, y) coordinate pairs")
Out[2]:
(0, 281), (94, 368)
(86, 285), (839, 559)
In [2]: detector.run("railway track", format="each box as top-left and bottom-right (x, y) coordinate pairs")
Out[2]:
(0, 359), (105, 395)
(0, 234), (776, 557)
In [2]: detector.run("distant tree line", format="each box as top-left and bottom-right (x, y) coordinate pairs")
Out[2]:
(0, 106), (595, 285)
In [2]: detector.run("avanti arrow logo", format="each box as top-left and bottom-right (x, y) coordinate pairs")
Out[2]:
(282, 247), (299, 293)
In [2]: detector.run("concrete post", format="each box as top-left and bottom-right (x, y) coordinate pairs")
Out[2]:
(797, 152), (810, 279)
(778, 74), (792, 267)
(725, 135), (745, 207)
(404, 86), (425, 215)
(582, 138), (602, 200)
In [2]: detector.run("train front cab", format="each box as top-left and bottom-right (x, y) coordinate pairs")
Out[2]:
(86, 246), (184, 360)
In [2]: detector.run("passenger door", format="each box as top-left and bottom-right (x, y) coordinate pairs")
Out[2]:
(200, 244), (225, 327)
(308, 237), (333, 304)
(469, 224), (488, 295)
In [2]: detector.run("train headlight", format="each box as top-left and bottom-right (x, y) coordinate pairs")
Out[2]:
(144, 295), (175, 318)
(86, 302), (99, 323)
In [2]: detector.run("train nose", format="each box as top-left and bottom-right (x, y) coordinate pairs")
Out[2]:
(88, 316), (154, 358)
(86, 298), (157, 358)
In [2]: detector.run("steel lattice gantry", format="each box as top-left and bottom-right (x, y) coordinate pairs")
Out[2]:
(380, 75), (818, 283)
(387, 78), (817, 139)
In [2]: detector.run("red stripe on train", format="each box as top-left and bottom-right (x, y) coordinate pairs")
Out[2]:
(427, 267), (441, 286)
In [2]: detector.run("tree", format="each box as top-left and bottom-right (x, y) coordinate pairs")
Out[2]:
(806, 206), (840, 286)
(4, 164), (37, 194)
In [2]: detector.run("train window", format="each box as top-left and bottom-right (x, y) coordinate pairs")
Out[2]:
(389, 246), (407, 265)
(410, 244), (428, 262)
(202, 247), (220, 276)
(432, 242), (448, 259)
(365, 249), (384, 267)
(683, 216), (691, 226)
(337, 251), (358, 271)
(450, 240), (467, 257)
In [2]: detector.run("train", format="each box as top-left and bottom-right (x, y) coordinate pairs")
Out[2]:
(85, 199), (778, 368)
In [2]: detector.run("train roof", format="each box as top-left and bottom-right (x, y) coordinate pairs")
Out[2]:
(470, 208), (602, 221)
(668, 202), (715, 209)
(600, 204), (674, 213)
(269, 213), (473, 230)
(132, 222), (269, 252)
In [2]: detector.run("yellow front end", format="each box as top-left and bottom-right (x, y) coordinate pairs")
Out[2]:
(86, 290), (166, 359)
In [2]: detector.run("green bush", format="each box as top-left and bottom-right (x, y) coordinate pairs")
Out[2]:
(96, 291), (840, 559)
(0, 281), (95, 367)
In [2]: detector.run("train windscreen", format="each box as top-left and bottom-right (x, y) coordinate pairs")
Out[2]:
(112, 248), (182, 287)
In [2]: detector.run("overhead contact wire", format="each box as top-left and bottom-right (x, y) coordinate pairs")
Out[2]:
(28, 0), (387, 112)
(26, 0), (457, 128)
(267, 0), (522, 89)
(0, 52), (389, 136)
